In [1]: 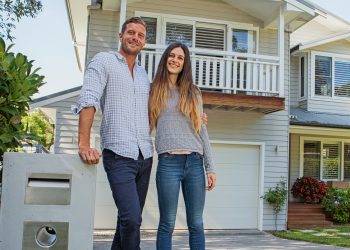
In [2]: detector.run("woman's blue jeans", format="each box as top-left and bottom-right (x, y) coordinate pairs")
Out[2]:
(156, 152), (206, 250)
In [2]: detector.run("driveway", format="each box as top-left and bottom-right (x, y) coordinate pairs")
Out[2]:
(93, 230), (349, 250)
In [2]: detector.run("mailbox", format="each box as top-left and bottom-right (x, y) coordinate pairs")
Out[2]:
(0, 153), (97, 250)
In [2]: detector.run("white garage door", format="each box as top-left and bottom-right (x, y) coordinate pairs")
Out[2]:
(94, 143), (261, 230)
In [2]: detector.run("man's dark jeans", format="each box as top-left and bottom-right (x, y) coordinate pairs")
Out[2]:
(102, 149), (153, 250)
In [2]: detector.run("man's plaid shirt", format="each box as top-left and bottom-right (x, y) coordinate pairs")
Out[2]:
(72, 51), (153, 160)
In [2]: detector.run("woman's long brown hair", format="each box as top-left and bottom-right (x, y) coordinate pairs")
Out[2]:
(149, 42), (201, 133)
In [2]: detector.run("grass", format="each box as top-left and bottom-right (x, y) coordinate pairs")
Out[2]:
(273, 225), (350, 247)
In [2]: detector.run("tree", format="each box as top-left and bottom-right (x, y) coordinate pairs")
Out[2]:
(0, 36), (45, 182)
(0, 0), (43, 41)
(22, 109), (54, 149)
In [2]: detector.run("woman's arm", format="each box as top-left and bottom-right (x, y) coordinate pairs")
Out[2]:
(198, 95), (216, 190)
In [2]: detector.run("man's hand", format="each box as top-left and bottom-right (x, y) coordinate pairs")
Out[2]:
(201, 113), (208, 125)
(79, 146), (101, 165)
(207, 173), (216, 191)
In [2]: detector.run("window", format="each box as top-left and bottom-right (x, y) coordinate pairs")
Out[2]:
(232, 29), (256, 53)
(315, 55), (332, 97)
(313, 53), (350, 98)
(142, 17), (157, 44)
(165, 22), (193, 47)
(302, 139), (349, 181)
(322, 143), (340, 180)
(303, 141), (320, 179)
(335, 60), (350, 97)
(139, 12), (258, 53)
(344, 143), (350, 180)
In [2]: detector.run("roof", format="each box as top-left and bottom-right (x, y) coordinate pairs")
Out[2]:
(291, 30), (350, 52)
(30, 86), (82, 109)
(290, 107), (350, 129)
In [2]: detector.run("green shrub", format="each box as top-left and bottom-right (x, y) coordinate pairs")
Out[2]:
(0, 37), (44, 182)
(322, 187), (350, 224)
(263, 179), (288, 230)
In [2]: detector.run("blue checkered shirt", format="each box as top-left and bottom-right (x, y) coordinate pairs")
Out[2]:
(72, 51), (153, 160)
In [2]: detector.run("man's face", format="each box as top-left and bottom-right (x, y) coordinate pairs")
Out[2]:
(119, 22), (146, 56)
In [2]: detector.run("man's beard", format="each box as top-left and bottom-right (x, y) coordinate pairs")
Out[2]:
(120, 41), (141, 56)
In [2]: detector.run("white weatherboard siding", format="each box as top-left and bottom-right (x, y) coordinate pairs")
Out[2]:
(290, 56), (299, 107)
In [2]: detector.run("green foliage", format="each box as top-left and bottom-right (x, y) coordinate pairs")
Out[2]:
(22, 110), (54, 148)
(263, 179), (288, 230)
(0, 0), (43, 41)
(0, 36), (44, 172)
(322, 187), (350, 224)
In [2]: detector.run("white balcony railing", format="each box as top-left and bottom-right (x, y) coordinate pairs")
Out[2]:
(139, 45), (281, 97)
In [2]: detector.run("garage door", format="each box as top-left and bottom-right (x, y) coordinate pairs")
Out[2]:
(94, 143), (261, 230)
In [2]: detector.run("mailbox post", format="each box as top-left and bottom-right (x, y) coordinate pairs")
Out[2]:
(0, 153), (97, 250)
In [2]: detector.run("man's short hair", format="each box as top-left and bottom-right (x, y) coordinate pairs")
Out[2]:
(121, 17), (147, 33)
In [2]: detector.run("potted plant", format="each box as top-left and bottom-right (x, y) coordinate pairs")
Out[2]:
(291, 177), (326, 203)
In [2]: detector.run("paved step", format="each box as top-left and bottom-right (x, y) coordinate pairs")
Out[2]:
(288, 220), (334, 229)
(287, 202), (333, 229)
(288, 213), (326, 220)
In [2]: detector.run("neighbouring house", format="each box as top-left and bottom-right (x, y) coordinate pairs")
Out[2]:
(31, 0), (329, 231)
(289, 11), (350, 196)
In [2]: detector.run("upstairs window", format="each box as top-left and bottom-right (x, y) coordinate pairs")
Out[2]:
(232, 29), (256, 53)
(335, 60), (350, 97)
(165, 22), (193, 47)
(315, 55), (332, 97)
(300, 56), (306, 98)
(142, 17), (157, 44)
(313, 53), (350, 98)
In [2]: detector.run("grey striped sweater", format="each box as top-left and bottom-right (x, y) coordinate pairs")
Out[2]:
(155, 87), (215, 173)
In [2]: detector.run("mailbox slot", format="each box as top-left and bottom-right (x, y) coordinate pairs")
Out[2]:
(25, 173), (72, 205)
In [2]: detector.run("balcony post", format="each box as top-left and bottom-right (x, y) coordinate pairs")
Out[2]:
(278, 4), (285, 97)
(118, 0), (127, 50)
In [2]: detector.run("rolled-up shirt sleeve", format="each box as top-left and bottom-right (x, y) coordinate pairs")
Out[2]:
(71, 53), (108, 114)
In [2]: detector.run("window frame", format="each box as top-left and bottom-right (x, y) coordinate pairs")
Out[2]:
(136, 11), (259, 53)
(299, 136), (350, 181)
(299, 55), (307, 100)
(311, 51), (350, 102)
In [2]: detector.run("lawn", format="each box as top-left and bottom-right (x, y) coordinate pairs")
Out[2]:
(274, 225), (350, 247)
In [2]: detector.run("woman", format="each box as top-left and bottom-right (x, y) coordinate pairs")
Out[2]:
(149, 42), (216, 250)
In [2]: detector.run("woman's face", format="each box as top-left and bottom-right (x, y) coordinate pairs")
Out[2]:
(167, 47), (185, 76)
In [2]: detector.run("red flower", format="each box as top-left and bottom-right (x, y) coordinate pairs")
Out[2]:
(291, 177), (327, 203)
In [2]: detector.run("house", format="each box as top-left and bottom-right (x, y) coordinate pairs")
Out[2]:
(31, 0), (326, 231)
(289, 9), (350, 193)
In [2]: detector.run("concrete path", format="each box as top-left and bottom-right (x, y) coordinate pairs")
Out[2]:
(93, 230), (350, 250)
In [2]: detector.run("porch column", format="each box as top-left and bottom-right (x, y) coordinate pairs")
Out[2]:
(118, 0), (127, 49)
(278, 4), (285, 97)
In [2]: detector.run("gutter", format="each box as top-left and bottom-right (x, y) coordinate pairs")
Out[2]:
(65, 0), (82, 71)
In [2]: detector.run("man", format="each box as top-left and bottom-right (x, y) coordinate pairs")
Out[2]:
(72, 17), (152, 250)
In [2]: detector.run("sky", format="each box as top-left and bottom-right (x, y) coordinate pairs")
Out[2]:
(5, 0), (350, 98)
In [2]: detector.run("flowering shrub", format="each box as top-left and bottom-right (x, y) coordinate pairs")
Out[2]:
(322, 187), (350, 224)
(291, 177), (326, 203)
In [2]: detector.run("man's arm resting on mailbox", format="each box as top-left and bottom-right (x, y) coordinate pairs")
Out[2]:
(78, 107), (101, 165)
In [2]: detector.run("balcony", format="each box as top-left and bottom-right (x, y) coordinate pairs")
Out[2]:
(139, 45), (285, 113)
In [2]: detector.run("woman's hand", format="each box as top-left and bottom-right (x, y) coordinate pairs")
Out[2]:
(207, 173), (216, 191)
(201, 113), (208, 125)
